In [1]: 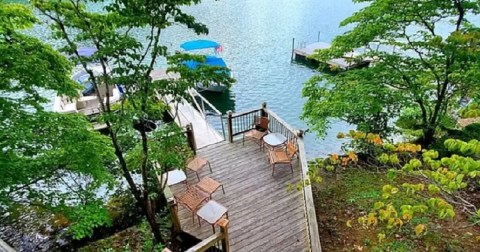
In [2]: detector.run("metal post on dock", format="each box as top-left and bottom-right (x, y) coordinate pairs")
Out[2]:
(227, 111), (233, 143)
(317, 31), (321, 42)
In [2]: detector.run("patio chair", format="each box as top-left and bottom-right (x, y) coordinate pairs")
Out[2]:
(194, 176), (225, 199)
(268, 141), (297, 176)
(174, 187), (209, 224)
(242, 115), (269, 149)
(186, 156), (212, 181)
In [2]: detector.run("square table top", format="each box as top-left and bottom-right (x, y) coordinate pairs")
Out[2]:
(196, 200), (228, 224)
(162, 169), (187, 186)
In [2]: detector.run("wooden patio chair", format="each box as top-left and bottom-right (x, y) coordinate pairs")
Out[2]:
(242, 115), (269, 149)
(174, 187), (209, 224)
(268, 141), (297, 176)
(194, 176), (225, 199)
(186, 156), (212, 181)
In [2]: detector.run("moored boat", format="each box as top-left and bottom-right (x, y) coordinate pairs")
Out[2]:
(180, 40), (231, 93)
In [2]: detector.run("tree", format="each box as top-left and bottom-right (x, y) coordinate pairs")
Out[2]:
(302, 0), (480, 145)
(32, 0), (234, 244)
(0, 0), (116, 240)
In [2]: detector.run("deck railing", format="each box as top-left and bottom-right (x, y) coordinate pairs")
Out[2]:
(165, 186), (230, 252)
(226, 103), (322, 252)
(188, 89), (226, 138)
(225, 108), (263, 142)
(185, 219), (230, 252)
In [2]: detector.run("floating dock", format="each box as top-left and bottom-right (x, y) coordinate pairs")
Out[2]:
(293, 41), (371, 70)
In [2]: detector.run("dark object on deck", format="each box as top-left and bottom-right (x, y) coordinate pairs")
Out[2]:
(174, 231), (223, 252)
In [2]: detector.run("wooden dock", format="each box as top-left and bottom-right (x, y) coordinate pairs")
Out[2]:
(150, 69), (224, 149)
(167, 98), (224, 149)
(293, 41), (370, 70)
(170, 140), (309, 251)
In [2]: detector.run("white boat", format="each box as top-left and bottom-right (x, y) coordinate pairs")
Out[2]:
(52, 64), (122, 115)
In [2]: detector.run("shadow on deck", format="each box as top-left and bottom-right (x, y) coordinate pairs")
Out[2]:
(169, 140), (308, 251)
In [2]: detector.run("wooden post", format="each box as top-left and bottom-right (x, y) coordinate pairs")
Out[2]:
(185, 123), (197, 155)
(165, 186), (181, 232)
(218, 219), (230, 252)
(291, 37), (295, 62)
(297, 129), (304, 138)
(227, 111), (233, 143)
(261, 102), (267, 117)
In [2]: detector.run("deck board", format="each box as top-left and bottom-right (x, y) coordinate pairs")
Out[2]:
(170, 140), (308, 251)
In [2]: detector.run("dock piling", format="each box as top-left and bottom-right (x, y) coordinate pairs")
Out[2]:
(291, 38), (295, 62)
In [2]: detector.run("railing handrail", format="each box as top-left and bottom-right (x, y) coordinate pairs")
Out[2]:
(188, 90), (206, 119)
(263, 108), (298, 136)
(189, 89), (222, 116)
(297, 136), (323, 252)
(230, 108), (262, 118)
(185, 233), (224, 252)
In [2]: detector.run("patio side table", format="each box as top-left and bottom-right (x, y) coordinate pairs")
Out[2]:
(196, 200), (228, 233)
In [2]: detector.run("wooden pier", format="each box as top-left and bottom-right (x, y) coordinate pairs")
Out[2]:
(168, 105), (322, 251)
(293, 41), (370, 70)
(150, 69), (224, 149)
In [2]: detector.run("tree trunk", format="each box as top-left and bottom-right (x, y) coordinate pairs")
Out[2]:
(145, 197), (164, 244)
(421, 127), (436, 147)
(138, 125), (165, 245)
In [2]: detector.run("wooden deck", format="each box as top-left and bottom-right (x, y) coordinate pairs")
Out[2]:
(170, 140), (309, 251)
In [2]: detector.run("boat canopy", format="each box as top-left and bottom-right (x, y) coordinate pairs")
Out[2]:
(76, 47), (97, 57)
(180, 40), (221, 51)
(184, 55), (227, 69)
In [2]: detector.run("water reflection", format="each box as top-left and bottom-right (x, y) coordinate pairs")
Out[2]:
(200, 89), (236, 114)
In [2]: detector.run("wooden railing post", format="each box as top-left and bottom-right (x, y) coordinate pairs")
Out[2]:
(261, 102), (267, 117)
(166, 186), (181, 232)
(227, 111), (233, 143)
(297, 129), (304, 138)
(218, 219), (230, 252)
(185, 123), (197, 155)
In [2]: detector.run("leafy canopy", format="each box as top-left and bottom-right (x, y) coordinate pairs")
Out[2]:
(302, 0), (480, 144)
(0, 0), (117, 239)
(32, 0), (234, 243)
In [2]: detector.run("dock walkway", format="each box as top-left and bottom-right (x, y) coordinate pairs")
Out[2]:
(150, 69), (224, 149)
(170, 140), (309, 251)
(168, 97), (224, 149)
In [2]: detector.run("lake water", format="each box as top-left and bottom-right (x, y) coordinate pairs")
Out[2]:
(27, 0), (364, 158)
(168, 0), (360, 157)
